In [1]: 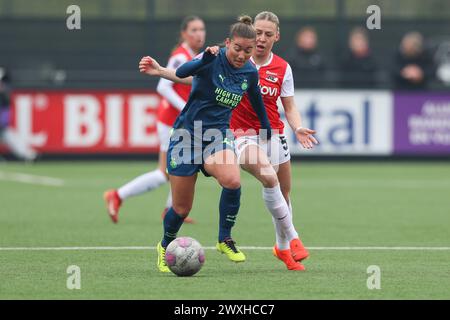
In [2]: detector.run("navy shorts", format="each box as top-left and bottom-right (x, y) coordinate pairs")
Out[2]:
(166, 130), (235, 177)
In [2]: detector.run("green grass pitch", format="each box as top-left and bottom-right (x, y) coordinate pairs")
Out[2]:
(1, 160), (449, 299)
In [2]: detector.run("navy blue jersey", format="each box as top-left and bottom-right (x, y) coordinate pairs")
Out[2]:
(174, 47), (271, 136)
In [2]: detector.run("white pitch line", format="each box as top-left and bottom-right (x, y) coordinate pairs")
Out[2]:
(0, 246), (450, 251)
(0, 171), (65, 187)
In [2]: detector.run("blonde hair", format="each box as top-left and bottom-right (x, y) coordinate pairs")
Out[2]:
(254, 11), (280, 32)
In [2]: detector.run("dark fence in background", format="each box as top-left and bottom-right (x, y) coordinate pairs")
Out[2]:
(1, 17), (450, 90)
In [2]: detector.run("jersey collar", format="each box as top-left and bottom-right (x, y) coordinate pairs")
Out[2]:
(250, 52), (273, 70)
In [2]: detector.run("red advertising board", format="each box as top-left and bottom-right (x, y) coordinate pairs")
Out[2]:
(2, 90), (161, 154)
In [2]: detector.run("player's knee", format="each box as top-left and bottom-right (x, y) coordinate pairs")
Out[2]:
(260, 173), (279, 188)
(256, 164), (278, 188)
(173, 204), (192, 217)
(219, 175), (241, 189)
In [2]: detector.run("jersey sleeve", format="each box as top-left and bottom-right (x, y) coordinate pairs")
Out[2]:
(156, 53), (189, 111)
(246, 70), (272, 138)
(175, 50), (216, 78)
(280, 64), (295, 97)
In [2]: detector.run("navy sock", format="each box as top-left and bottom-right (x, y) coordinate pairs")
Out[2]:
(161, 207), (185, 248)
(218, 187), (241, 242)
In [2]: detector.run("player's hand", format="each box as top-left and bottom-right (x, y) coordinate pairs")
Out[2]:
(295, 127), (318, 149)
(202, 46), (219, 63)
(139, 56), (162, 76)
(205, 46), (220, 55)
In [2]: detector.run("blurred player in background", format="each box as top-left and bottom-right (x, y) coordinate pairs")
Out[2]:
(139, 12), (318, 271)
(0, 67), (38, 162)
(104, 16), (206, 224)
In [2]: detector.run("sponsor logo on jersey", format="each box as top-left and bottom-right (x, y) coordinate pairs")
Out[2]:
(265, 70), (278, 76)
(214, 87), (243, 109)
(266, 75), (278, 83)
(241, 79), (248, 90)
(260, 85), (278, 97)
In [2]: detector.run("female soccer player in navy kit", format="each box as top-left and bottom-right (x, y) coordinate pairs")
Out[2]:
(140, 12), (318, 271)
(104, 16), (205, 224)
(153, 16), (271, 272)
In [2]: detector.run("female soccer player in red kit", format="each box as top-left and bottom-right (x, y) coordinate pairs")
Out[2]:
(232, 12), (318, 270)
(104, 16), (206, 224)
(139, 11), (318, 271)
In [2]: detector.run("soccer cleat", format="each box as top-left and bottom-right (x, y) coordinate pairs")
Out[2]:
(216, 238), (246, 263)
(161, 207), (196, 224)
(156, 242), (170, 273)
(290, 238), (309, 262)
(103, 189), (122, 223)
(273, 246), (305, 271)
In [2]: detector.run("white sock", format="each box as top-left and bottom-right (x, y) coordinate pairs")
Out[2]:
(263, 185), (298, 246)
(271, 216), (289, 250)
(165, 189), (173, 209)
(118, 169), (168, 200)
(287, 197), (299, 239)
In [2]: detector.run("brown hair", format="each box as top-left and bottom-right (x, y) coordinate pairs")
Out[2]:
(254, 11), (280, 32)
(228, 15), (256, 40)
(174, 15), (204, 48)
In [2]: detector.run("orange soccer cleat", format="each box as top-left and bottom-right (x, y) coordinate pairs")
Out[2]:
(103, 189), (122, 223)
(161, 208), (196, 224)
(290, 238), (309, 262)
(273, 246), (305, 271)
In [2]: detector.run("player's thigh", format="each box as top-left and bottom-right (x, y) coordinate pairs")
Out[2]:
(277, 160), (292, 203)
(157, 121), (172, 176)
(269, 135), (291, 174)
(204, 149), (240, 189)
(239, 144), (278, 188)
(169, 174), (198, 216)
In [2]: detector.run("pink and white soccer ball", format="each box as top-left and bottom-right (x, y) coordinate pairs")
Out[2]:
(165, 237), (205, 276)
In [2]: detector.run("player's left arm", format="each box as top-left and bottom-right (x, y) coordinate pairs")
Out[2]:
(281, 97), (318, 149)
(280, 64), (318, 149)
(175, 46), (219, 78)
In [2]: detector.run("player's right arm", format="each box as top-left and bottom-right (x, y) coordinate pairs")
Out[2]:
(139, 56), (192, 85)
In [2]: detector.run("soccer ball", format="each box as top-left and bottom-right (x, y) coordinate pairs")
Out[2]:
(165, 237), (205, 276)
